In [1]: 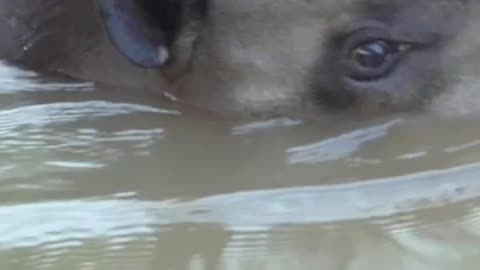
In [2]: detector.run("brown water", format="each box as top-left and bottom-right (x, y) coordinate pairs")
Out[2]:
(2, 61), (480, 270)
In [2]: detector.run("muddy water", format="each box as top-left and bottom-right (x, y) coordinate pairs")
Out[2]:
(1, 61), (480, 270)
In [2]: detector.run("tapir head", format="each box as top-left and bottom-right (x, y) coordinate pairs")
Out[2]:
(95, 0), (472, 116)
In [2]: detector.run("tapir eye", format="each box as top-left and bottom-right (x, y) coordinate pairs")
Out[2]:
(351, 40), (399, 68)
(341, 28), (414, 81)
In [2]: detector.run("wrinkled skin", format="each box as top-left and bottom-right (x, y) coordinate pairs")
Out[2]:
(0, 0), (478, 117)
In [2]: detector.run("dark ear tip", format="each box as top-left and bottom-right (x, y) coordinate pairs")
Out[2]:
(133, 46), (170, 68)
(96, 0), (169, 68)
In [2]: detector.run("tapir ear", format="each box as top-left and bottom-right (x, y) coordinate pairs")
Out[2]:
(96, 0), (183, 68)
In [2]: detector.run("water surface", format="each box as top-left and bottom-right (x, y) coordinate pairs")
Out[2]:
(1, 62), (480, 269)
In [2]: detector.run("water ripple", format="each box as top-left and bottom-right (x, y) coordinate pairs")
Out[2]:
(0, 101), (177, 131)
(0, 61), (94, 93)
(287, 119), (401, 164)
(232, 118), (303, 135)
(2, 162), (480, 249)
(0, 101), (169, 181)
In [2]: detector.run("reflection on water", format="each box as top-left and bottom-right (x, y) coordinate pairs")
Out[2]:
(2, 61), (480, 269)
(287, 119), (401, 164)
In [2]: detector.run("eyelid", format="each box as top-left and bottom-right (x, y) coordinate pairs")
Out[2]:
(341, 21), (439, 46)
(342, 27), (393, 57)
(389, 28), (439, 46)
(339, 21), (390, 37)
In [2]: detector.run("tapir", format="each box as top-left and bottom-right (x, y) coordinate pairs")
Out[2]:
(0, 0), (476, 117)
